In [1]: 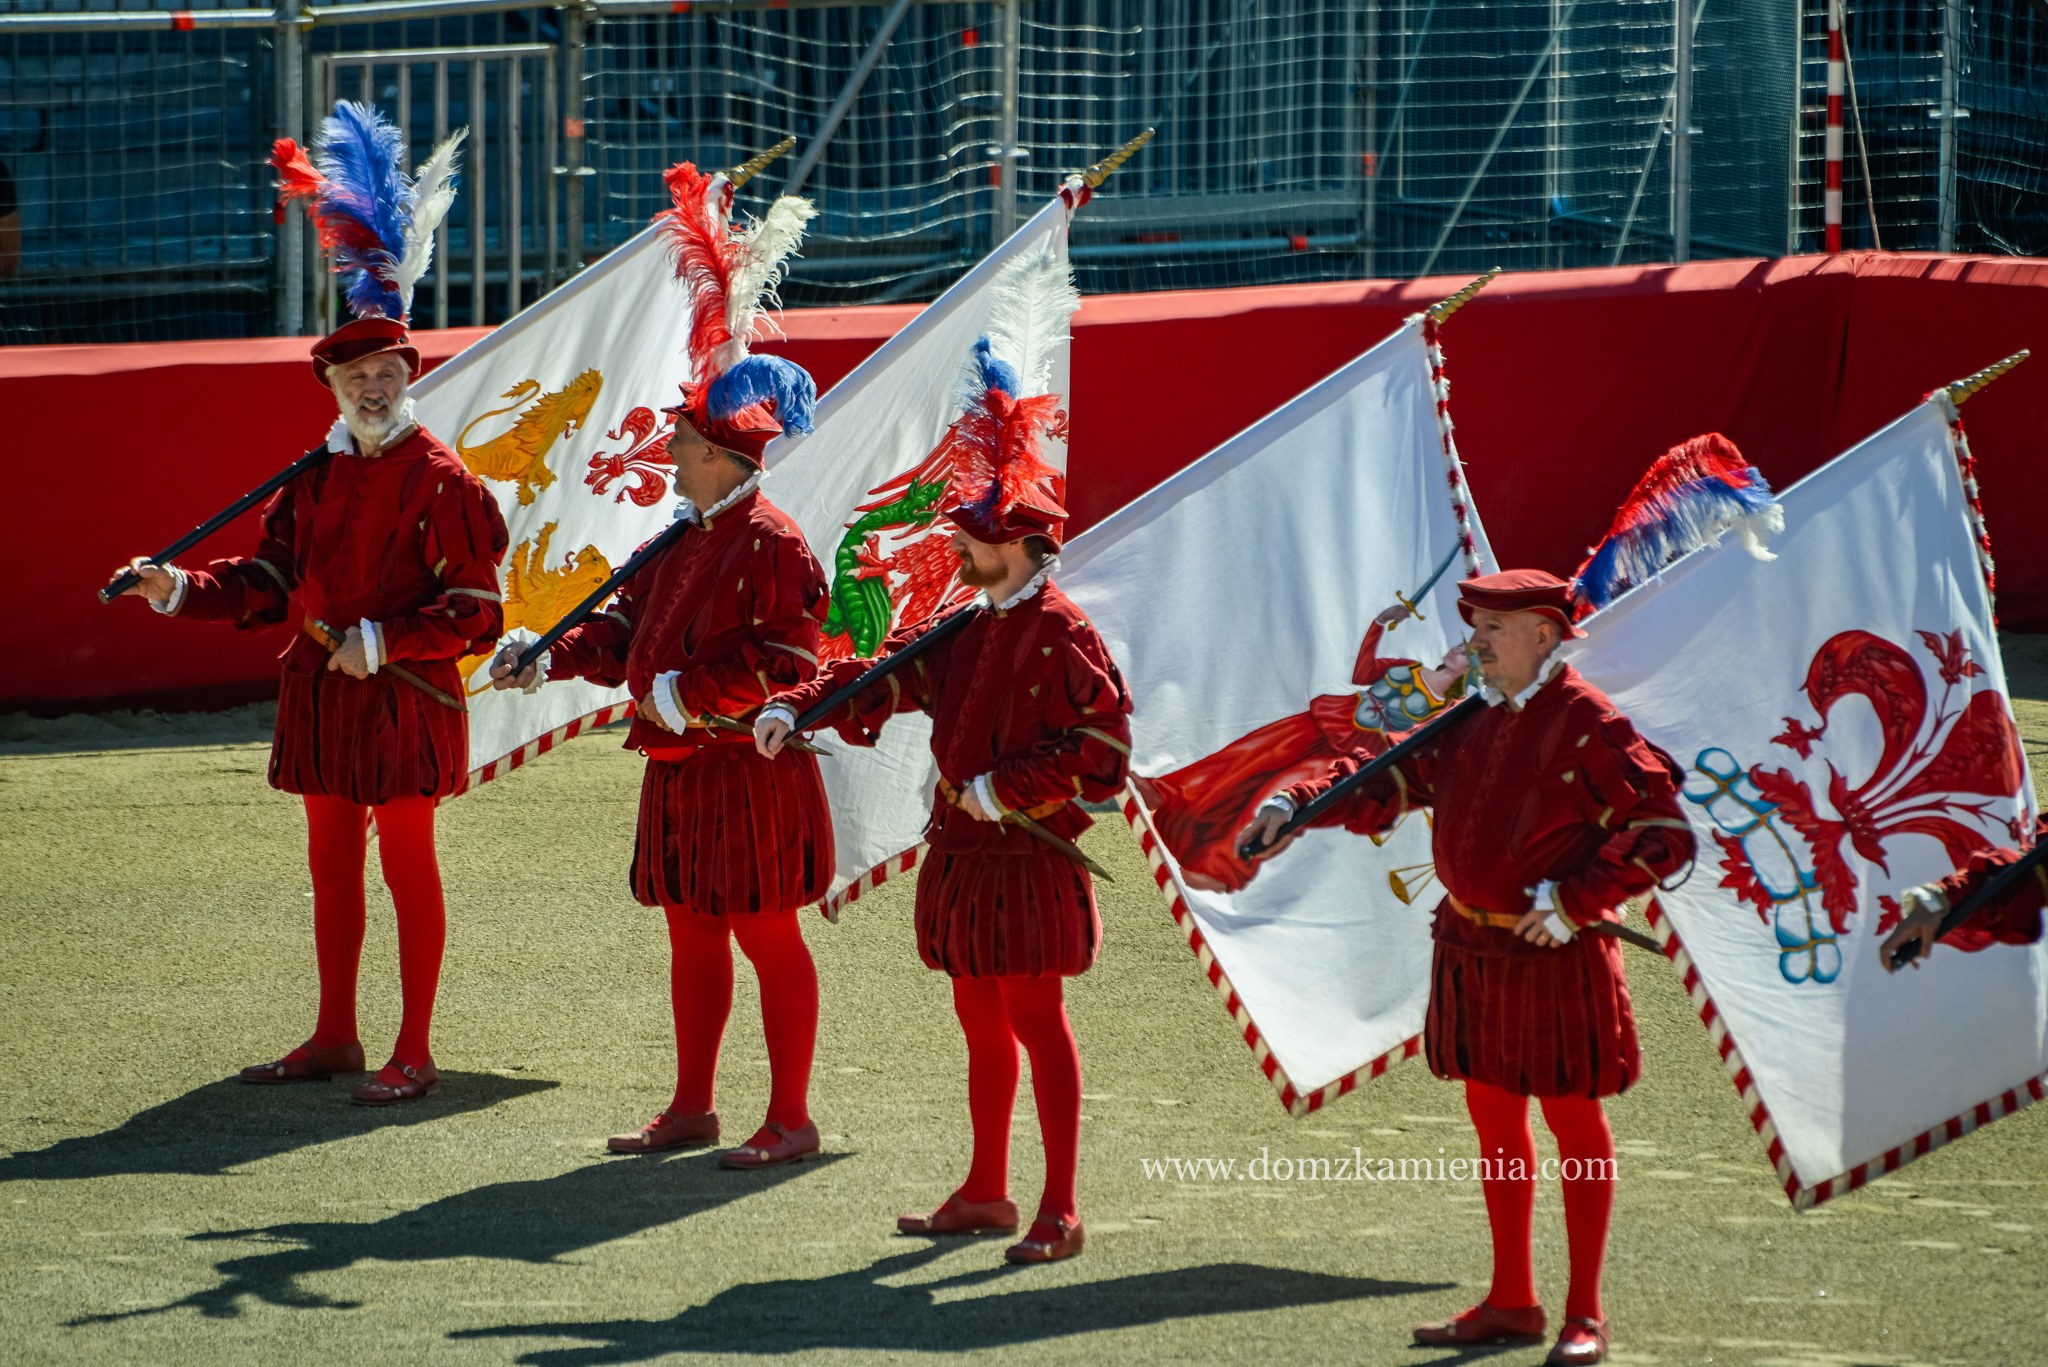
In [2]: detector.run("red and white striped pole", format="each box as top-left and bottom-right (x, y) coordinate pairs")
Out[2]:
(1825, 0), (1845, 253)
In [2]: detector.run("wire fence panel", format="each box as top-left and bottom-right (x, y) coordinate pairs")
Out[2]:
(0, 0), (2040, 346)
(1795, 0), (2048, 255)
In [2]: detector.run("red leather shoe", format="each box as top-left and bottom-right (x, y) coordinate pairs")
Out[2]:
(1004, 1215), (1084, 1264)
(1412, 1301), (1548, 1347)
(718, 1119), (820, 1169)
(607, 1110), (720, 1154)
(349, 1059), (439, 1107)
(1547, 1317), (1609, 1365)
(896, 1193), (1021, 1237)
(238, 1040), (366, 1085)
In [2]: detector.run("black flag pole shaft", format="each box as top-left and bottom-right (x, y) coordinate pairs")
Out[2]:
(509, 519), (691, 676)
(1239, 694), (1486, 861)
(1888, 839), (2048, 970)
(99, 445), (335, 604)
(788, 600), (985, 735)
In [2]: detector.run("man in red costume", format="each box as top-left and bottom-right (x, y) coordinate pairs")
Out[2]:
(494, 159), (830, 1168)
(1882, 814), (2046, 968)
(1240, 570), (1697, 1366)
(493, 373), (832, 1167)
(755, 314), (1131, 1260)
(119, 317), (508, 1106)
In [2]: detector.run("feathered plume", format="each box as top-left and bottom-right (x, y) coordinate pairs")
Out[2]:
(270, 101), (466, 323)
(721, 197), (819, 371)
(1571, 432), (1785, 613)
(710, 356), (818, 438)
(980, 246), (1081, 397)
(392, 129), (466, 317)
(946, 250), (1082, 527)
(656, 161), (817, 378)
(657, 163), (743, 372)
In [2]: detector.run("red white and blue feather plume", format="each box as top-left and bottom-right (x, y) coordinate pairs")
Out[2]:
(271, 101), (466, 323)
(1571, 432), (1785, 614)
(946, 249), (1081, 532)
(656, 161), (819, 429)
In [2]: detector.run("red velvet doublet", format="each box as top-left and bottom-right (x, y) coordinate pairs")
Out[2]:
(772, 579), (1133, 977)
(548, 488), (834, 914)
(1289, 664), (1696, 1097)
(175, 428), (509, 804)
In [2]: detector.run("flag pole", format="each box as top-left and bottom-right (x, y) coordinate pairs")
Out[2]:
(1425, 267), (1500, 323)
(1945, 350), (2029, 407)
(1080, 128), (1155, 189)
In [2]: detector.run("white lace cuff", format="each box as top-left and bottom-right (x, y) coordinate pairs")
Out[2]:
(1542, 911), (1576, 942)
(359, 618), (383, 674)
(758, 703), (798, 732)
(1259, 793), (1297, 820)
(651, 671), (693, 732)
(151, 566), (189, 616)
(971, 772), (1008, 820)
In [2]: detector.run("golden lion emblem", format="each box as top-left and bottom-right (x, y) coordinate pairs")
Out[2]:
(459, 521), (615, 690)
(457, 369), (604, 506)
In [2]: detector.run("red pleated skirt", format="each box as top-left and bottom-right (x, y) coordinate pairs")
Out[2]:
(915, 848), (1100, 979)
(269, 663), (469, 805)
(1424, 912), (1641, 1098)
(631, 745), (834, 916)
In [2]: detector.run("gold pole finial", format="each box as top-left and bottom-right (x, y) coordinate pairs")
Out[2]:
(725, 136), (796, 190)
(1425, 267), (1501, 323)
(1946, 349), (2029, 407)
(1082, 127), (1156, 189)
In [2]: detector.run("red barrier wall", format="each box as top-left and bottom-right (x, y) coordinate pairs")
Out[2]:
(10, 252), (2043, 712)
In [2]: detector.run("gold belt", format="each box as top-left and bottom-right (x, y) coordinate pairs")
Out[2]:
(935, 775), (1066, 823)
(1446, 892), (1525, 931)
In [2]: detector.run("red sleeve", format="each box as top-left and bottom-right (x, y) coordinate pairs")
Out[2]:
(374, 472), (510, 663)
(1551, 713), (1697, 930)
(987, 622), (1133, 812)
(1936, 815), (2048, 950)
(1282, 736), (1441, 837)
(671, 530), (828, 722)
(547, 559), (643, 690)
(767, 611), (947, 747)
(174, 482), (300, 628)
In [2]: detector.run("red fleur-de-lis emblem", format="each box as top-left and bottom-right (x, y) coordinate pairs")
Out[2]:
(1745, 630), (2024, 934)
(584, 406), (675, 507)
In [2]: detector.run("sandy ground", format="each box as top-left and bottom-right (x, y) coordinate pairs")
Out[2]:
(3, 647), (2048, 1366)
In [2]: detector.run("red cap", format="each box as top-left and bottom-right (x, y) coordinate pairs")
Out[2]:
(944, 484), (1068, 550)
(1457, 569), (1587, 639)
(310, 317), (421, 386)
(663, 382), (784, 468)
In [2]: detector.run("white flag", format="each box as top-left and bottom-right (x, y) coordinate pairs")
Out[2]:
(1062, 318), (1497, 1114)
(767, 193), (1080, 909)
(372, 222), (700, 788)
(1579, 397), (2046, 1207)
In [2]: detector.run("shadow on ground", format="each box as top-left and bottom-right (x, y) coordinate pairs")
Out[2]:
(67, 1150), (834, 1324)
(450, 1247), (1452, 1362)
(0, 1073), (558, 1182)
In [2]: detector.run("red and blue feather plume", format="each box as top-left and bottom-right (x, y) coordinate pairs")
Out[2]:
(1571, 431), (1785, 614)
(270, 101), (466, 324)
(942, 249), (1080, 534)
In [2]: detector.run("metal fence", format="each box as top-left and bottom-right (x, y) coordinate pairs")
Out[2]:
(0, 0), (2039, 346)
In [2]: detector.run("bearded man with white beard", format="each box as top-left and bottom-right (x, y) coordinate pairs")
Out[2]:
(115, 315), (508, 1106)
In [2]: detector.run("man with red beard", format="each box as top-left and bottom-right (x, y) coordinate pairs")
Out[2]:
(755, 263), (1128, 1260)
(493, 162), (831, 1168)
(119, 314), (507, 1105)
(1240, 571), (1696, 1366)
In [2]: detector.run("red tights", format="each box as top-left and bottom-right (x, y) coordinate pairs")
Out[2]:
(303, 794), (446, 1072)
(951, 974), (1082, 1225)
(662, 905), (817, 1132)
(1464, 1079), (1615, 1322)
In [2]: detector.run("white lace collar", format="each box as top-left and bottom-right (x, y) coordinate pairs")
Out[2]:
(676, 470), (763, 526)
(1484, 653), (1566, 711)
(993, 555), (1060, 612)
